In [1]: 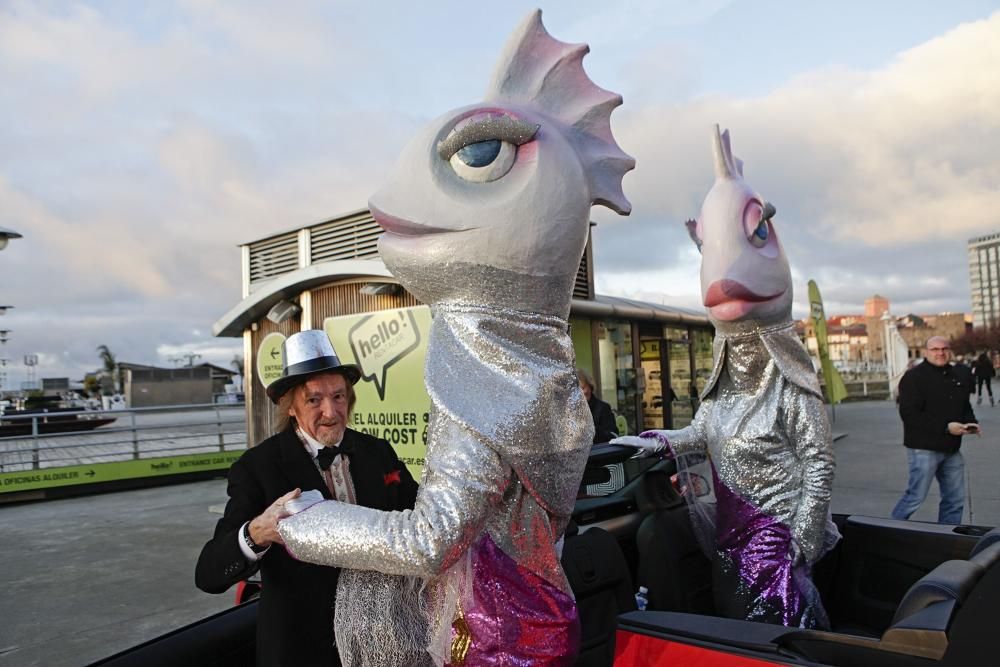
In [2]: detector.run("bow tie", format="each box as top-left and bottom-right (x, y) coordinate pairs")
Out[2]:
(316, 442), (353, 470)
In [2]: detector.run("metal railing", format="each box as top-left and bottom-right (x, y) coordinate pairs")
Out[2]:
(0, 403), (248, 473)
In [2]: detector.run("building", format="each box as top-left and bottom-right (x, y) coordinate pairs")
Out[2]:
(864, 295), (889, 318)
(863, 294), (890, 363)
(894, 313), (968, 359)
(213, 209), (716, 450)
(800, 295), (970, 373)
(968, 232), (1000, 328)
(799, 317), (875, 373)
(119, 362), (238, 408)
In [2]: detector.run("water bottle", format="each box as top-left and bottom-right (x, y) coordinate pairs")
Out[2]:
(634, 585), (649, 611)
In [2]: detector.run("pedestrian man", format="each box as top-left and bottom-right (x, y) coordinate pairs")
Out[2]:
(891, 336), (979, 525)
(195, 329), (418, 666)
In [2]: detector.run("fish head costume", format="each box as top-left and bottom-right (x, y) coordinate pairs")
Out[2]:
(687, 125), (792, 328)
(371, 9), (634, 319)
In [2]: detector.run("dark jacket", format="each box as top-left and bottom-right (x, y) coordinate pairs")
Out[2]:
(973, 354), (996, 379)
(195, 427), (418, 667)
(898, 361), (976, 454)
(588, 395), (618, 444)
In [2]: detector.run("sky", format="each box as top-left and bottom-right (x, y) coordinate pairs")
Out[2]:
(2, 0), (999, 384)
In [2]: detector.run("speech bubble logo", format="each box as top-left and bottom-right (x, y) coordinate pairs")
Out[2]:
(348, 310), (421, 400)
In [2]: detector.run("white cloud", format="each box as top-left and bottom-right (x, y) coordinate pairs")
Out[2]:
(0, 2), (995, 383)
(596, 11), (1000, 317)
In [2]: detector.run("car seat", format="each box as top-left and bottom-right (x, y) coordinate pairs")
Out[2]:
(633, 469), (715, 615)
(561, 523), (635, 667)
(938, 537), (1000, 665)
(777, 537), (1000, 666)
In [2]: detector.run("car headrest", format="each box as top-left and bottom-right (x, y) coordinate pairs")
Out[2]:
(890, 559), (984, 626)
(969, 539), (1000, 570)
(970, 528), (1000, 560)
(634, 468), (681, 515)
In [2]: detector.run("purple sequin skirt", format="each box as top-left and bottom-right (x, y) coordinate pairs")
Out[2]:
(454, 534), (580, 665)
(712, 470), (829, 629)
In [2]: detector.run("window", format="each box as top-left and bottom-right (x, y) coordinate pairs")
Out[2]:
(596, 321), (637, 436)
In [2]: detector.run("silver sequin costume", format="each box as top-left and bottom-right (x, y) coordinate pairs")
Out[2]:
(278, 9), (634, 660)
(280, 285), (592, 664)
(672, 319), (836, 565)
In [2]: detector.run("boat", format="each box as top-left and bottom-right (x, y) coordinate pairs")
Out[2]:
(0, 394), (117, 437)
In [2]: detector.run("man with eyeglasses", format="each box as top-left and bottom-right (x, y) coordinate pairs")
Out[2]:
(892, 336), (980, 524)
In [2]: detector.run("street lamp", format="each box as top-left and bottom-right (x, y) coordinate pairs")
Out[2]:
(0, 226), (22, 251)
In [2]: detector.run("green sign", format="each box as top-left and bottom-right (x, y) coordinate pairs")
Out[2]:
(325, 306), (432, 481)
(256, 332), (286, 388)
(0, 450), (243, 494)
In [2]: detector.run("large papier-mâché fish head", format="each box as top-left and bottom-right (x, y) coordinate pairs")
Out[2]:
(687, 125), (792, 327)
(370, 10), (633, 317)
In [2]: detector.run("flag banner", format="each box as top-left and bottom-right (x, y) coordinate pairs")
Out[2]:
(808, 280), (849, 405)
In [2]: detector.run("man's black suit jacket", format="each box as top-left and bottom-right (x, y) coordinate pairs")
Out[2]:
(195, 427), (419, 667)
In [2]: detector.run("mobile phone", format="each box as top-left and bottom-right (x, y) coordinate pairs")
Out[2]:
(965, 424), (980, 433)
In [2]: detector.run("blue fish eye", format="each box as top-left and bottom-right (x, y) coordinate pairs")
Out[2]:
(755, 221), (769, 240)
(455, 140), (502, 168)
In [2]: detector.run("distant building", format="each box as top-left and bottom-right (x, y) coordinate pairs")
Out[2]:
(41, 377), (70, 392)
(894, 312), (968, 359)
(800, 295), (970, 372)
(799, 318), (875, 372)
(119, 362), (237, 408)
(865, 294), (889, 318)
(968, 232), (1000, 328)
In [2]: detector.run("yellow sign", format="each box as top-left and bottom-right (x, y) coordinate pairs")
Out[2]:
(640, 340), (661, 361)
(0, 451), (244, 494)
(256, 332), (286, 388)
(325, 306), (432, 480)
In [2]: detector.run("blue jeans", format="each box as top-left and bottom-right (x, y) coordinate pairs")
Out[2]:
(891, 449), (966, 524)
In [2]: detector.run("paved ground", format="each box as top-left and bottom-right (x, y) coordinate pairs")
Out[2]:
(0, 479), (233, 667)
(1, 399), (998, 666)
(829, 399), (1000, 525)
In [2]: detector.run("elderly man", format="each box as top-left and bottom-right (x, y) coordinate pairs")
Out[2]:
(891, 336), (979, 525)
(195, 329), (418, 666)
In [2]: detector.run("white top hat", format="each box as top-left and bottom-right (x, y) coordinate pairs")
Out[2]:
(265, 330), (360, 403)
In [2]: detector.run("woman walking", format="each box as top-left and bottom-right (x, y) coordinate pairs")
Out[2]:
(973, 351), (995, 406)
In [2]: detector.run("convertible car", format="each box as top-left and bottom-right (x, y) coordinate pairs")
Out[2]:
(90, 445), (996, 666)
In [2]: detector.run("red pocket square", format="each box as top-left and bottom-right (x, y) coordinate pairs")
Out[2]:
(384, 470), (401, 485)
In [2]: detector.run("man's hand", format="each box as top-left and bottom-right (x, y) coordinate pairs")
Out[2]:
(964, 423), (983, 437)
(948, 422), (968, 436)
(248, 488), (301, 548)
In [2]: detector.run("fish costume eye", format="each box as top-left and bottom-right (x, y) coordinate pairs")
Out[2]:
(744, 200), (776, 248)
(451, 139), (517, 182)
(456, 140), (502, 167)
(438, 112), (539, 183)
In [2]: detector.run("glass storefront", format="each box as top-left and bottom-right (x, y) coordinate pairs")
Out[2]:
(596, 320), (638, 436)
(583, 317), (715, 497)
(583, 318), (715, 437)
(638, 337), (664, 431)
(664, 326), (694, 428)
